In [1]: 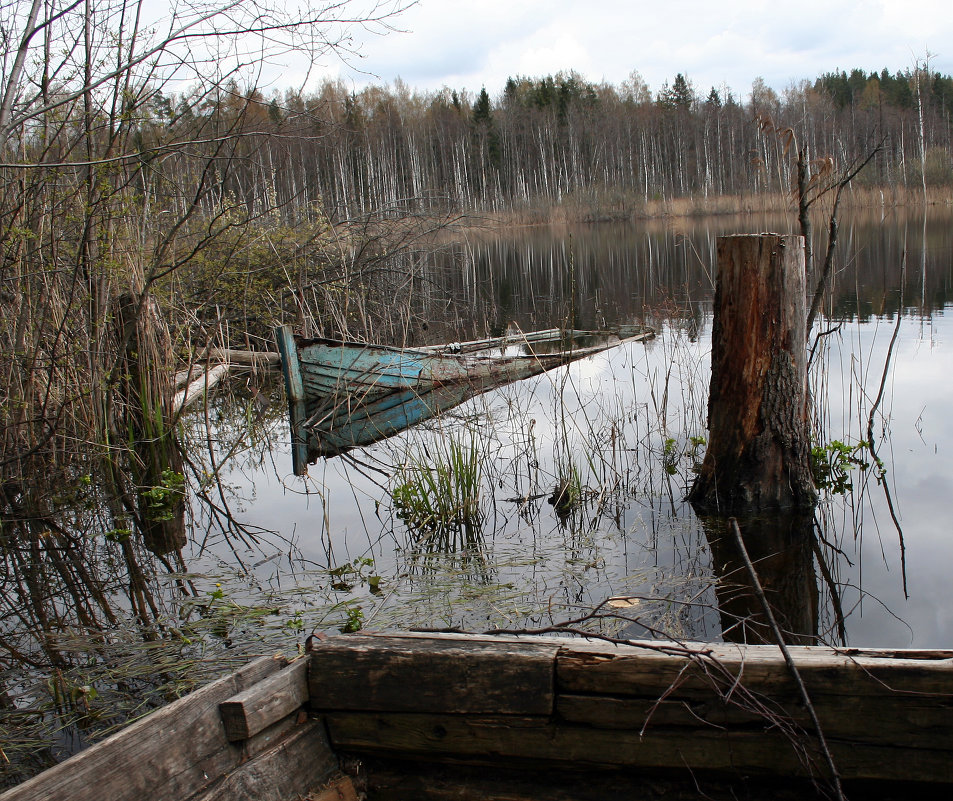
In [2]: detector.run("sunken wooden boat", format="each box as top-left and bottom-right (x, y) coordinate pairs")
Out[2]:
(275, 325), (654, 473)
(6, 632), (952, 801)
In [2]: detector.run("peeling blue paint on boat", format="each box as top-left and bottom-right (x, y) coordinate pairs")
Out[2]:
(276, 325), (654, 474)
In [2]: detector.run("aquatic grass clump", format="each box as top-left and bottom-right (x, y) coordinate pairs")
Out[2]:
(549, 460), (583, 516)
(391, 433), (484, 540)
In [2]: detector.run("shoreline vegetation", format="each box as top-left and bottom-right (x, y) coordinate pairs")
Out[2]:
(449, 185), (953, 231)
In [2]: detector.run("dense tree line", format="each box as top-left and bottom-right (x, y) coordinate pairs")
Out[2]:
(141, 66), (953, 223)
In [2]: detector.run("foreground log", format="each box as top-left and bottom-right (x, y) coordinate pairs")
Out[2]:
(688, 233), (816, 513)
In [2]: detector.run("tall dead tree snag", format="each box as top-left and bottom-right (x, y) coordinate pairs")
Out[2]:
(688, 234), (816, 513)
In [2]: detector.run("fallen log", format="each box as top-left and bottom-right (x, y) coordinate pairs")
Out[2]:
(173, 363), (230, 413)
(205, 349), (280, 368)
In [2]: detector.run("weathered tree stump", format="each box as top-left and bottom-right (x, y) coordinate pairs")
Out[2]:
(688, 234), (816, 513)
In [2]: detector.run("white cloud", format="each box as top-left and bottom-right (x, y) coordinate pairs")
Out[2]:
(283, 0), (953, 98)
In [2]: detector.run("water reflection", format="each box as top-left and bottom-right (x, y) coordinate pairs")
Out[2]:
(701, 514), (819, 646)
(439, 207), (953, 337)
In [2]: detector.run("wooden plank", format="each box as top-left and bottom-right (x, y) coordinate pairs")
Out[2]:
(384, 631), (953, 669)
(0, 656), (286, 801)
(557, 692), (776, 730)
(360, 757), (833, 801)
(323, 711), (953, 783)
(190, 719), (337, 801)
(556, 692), (953, 748)
(220, 657), (309, 741)
(555, 640), (953, 697)
(275, 325), (309, 475)
(309, 635), (557, 715)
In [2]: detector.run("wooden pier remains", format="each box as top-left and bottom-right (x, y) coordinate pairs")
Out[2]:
(3, 633), (953, 800)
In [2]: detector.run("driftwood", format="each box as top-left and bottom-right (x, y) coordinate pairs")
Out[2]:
(173, 363), (231, 413)
(205, 349), (280, 368)
(172, 350), (278, 413)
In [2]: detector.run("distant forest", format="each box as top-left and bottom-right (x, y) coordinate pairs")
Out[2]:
(140, 65), (953, 220)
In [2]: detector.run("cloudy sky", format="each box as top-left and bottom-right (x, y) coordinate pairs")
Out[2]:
(293, 0), (953, 100)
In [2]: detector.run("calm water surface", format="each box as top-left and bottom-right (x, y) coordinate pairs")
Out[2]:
(192, 207), (953, 649)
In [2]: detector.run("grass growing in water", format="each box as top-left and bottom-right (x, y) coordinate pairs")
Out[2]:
(391, 432), (484, 542)
(549, 460), (583, 516)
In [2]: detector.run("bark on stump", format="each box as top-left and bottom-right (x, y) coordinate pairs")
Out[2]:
(688, 234), (816, 514)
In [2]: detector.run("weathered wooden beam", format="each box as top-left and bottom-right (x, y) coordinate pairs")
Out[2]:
(555, 640), (953, 697)
(219, 657), (309, 741)
(323, 710), (953, 783)
(309, 635), (558, 716)
(0, 656), (286, 801)
(190, 719), (338, 801)
(556, 692), (953, 748)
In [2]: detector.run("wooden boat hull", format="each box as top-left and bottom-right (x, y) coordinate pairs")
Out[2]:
(276, 326), (654, 471)
(7, 633), (953, 800)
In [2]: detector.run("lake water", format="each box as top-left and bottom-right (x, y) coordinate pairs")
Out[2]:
(191, 206), (953, 650)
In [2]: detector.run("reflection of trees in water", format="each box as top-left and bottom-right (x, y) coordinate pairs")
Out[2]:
(424, 208), (953, 335)
(0, 477), (189, 782)
(404, 213), (929, 648)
